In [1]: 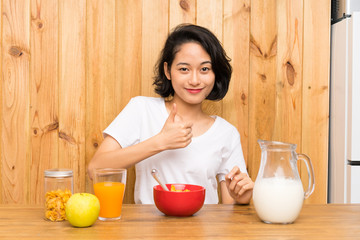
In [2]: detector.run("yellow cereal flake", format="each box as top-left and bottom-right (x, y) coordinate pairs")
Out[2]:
(45, 189), (72, 221)
(170, 185), (190, 192)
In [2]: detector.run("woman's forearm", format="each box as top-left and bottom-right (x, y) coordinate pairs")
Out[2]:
(88, 114), (194, 179)
(87, 135), (165, 179)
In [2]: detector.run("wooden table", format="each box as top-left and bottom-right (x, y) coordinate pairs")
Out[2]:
(0, 204), (359, 239)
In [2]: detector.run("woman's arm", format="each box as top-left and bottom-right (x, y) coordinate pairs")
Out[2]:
(87, 103), (192, 179)
(88, 135), (164, 179)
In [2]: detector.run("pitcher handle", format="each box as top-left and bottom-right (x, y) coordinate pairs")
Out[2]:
(298, 153), (315, 199)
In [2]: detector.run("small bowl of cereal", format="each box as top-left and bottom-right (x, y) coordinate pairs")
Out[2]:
(153, 184), (205, 217)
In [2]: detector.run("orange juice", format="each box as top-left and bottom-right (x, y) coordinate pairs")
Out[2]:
(93, 182), (125, 218)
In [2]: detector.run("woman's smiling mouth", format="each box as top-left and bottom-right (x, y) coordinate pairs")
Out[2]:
(186, 88), (202, 94)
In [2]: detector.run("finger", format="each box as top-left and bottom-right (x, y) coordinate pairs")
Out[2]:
(178, 126), (192, 139)
(174, 114), (183, 123)
(234, 178), (248, 192)
(179, 135), (192, 148)
(234, 183), (243, 195)
(185, 127), (192, 136)
(225, 167), (240, 190)
(167, 103), (177, 123)
(183, 121), (193, 129)
(225, 166), (240, 181)
(236, 177), (254, 196)
(230, 180), (245, 196)
(184, 137), (192, 147)
(228, 173), (247, 191)
(225, 177), (231, 189)
(182, 129), (193, 140)
(237, 182), (253, 196)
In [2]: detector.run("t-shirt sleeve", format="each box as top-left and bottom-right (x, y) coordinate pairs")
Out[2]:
(217, 129), (248, 182)
(103, 97), (142, 148)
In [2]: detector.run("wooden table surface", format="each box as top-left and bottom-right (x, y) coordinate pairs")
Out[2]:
(0, 204), (359, 239)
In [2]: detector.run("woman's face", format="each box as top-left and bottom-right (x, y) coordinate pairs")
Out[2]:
(164, 42), (215, 105)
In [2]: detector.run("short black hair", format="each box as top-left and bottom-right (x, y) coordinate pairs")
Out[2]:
(153, 24), (232, 101)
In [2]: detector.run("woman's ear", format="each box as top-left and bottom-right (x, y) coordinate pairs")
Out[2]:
(164, 62), (171, 80)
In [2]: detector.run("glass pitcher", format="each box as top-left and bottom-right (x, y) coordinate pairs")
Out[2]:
(253, 139), (315, 224)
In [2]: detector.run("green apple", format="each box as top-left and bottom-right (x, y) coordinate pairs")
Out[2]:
(65, 193), (100, 227)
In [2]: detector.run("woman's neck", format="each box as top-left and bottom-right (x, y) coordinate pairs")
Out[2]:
(165, 98), (206, 122)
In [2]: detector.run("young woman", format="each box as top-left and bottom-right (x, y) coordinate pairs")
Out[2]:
(88, 24), (254, 204)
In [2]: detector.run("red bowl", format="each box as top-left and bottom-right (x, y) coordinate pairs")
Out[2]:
(153, 184), (206, 217)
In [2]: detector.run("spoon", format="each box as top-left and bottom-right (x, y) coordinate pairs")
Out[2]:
(151, 169), (169, 191)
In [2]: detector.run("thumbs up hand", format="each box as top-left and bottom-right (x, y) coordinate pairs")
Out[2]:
(158, 103), (193, 150)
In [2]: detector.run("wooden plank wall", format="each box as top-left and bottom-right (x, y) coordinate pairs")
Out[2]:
(0, 0), (330, 205)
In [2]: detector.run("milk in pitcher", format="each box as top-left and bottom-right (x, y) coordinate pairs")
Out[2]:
(253, 177), (304, 224)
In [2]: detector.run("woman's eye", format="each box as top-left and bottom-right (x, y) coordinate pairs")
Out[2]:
(201, 67), (210, 72)
(179, 68), (189, 72)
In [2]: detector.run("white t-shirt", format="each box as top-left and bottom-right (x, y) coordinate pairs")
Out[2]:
(104, 96), (247, 204)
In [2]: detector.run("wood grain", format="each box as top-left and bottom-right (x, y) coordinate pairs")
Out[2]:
(248, 0), (278, 181)
(115, 0), (142, 204)
(59, 0), (86, 194)
(0, 204), (359, 239)
(169, 0), (196, 30)
(223, 0), (250, 164)
(0, 0), (331, 205)
(274, 0), (305, 196)
(29, 0), (59, 205)
(302, 0), (330, 204)
(273, 0), (303, 144)
(1, 0), (30, 204)
(141, 0), (169, 97)
(0, 0), (2, 203)
(85, 0), (116, 194)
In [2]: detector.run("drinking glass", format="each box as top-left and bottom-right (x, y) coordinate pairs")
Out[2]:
(93, 168), (127, 221)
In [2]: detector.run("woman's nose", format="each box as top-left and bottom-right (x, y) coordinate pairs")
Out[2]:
(189, 72), (200, 85)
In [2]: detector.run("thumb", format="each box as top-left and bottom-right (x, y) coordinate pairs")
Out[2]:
(167, 103), (177, 123)
(229, 166), (241, 178)
(225, 166), (240, 187)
